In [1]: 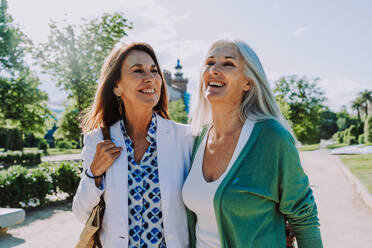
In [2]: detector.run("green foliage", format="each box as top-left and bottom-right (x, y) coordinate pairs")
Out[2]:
(38, 139), (48, 154)
(365, 115), (372, 143)
(0, 165), (29, 207)
(0, 1), (50, 134)
(52, 162), (81, 198)
(24, 133), (41, 147)
(6, 128), (23, 151)
(274, 75), (326, 144)
(0, 0), (31, 71)
(57, 107), (81, 146)
(0, 161), (82, 208)
(169, 99), (188, 124)
(0, 70), (50, 135)
(56, 139), (77, 149)
(0, 151), (41, 165)
(336, 110), (358, 131)
(34, 13), (133, 113)
(318, 109), (338, 139)
(359, 90), (372, 119)
(358, 134), (365, 144)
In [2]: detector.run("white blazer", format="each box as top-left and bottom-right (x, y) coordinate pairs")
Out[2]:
(72, 115), (194, 248)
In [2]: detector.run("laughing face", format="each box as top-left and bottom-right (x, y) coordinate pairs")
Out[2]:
(113, 50), (162, 111)
(202, 43), (251, 105)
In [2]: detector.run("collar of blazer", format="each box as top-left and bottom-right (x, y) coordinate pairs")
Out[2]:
(109, 113), (171, 144)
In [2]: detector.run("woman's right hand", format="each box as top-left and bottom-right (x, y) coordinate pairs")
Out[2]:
(90, 140), (123, 186)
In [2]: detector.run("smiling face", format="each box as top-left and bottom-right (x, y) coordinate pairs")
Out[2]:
(202, 43), (251, 105)
(113, 50), (162, 111)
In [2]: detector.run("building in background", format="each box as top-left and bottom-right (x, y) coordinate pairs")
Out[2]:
(163, 59), (190, 113)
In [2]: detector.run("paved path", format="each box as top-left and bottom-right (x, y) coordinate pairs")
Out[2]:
(41, 154), (81, 162)
(1, 149), (372, 247)
(300, 149), (372, 247)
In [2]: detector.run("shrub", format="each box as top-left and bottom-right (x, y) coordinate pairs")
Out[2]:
(38, 139), (48, 154)
(0, 166), (30, 207)
(24, 133), (41, 147)
(56, 140), (77, 149)
(358, 134), (365, 144)
(53, 162), (81, 198)
(365, 115), (372, 143)
(347, 125), (358, 145)
(6, 129), (23, 151)
(0, 151), (41, 165)
(28, 168), (53, 204)
(0, 130), (7, 148)
(0, 161), (82, 208)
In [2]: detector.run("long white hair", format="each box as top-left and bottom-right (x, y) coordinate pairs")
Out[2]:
(189, 39), (292, 136)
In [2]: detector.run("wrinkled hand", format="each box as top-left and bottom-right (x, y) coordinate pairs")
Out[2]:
(90, 140), (123, 185)
(286, 222), (295, 248)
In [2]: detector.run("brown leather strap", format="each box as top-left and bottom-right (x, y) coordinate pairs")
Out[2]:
(101, 126), (111, 140)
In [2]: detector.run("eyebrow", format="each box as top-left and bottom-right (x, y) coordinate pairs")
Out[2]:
(130, 64), (157, 69)
(207, 55), (236, 60)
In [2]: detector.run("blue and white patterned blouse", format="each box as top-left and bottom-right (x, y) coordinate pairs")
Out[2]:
(120, 113), (166, 248)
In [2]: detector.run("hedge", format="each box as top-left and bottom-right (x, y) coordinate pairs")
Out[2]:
(0, 151), (41, 165)
(365, 115), (372, 143)
(0, 161), (82, 208)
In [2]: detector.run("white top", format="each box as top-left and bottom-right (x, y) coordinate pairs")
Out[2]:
(182, 120), (255, 248)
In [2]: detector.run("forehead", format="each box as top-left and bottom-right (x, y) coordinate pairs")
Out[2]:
(123, 50), (155, 67)
(207, 43), (239, 58)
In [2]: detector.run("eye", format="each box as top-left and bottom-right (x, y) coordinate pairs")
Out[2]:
(133, 69), (144, 73)
(151, 68), (158, 73)
(223, 62), (235, 67)
(206, 60), (215, 66)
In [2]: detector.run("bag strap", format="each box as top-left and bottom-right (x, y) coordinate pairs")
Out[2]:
(101, 126), (111, 140)
(92, 126), (110, 248)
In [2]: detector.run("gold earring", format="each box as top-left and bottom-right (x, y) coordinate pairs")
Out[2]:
(116, 96), (123, 116)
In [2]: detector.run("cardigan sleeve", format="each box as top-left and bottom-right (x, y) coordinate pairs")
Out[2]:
(277, 133), (323, 248)
(72, 130), (105, 223)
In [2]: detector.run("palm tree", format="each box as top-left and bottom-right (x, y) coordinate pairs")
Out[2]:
(351, 96), (363, 125)
(359, 89), (372, 119)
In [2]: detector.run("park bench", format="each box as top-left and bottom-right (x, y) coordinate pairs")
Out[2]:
(0, 208), (25, 234)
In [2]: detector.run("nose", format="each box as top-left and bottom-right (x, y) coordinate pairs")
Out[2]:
(209, 63), (221, 76)
(144, 71), (155, 84)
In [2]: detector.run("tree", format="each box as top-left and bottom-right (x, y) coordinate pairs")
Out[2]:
(34, 13), (132, 144)
(351, 96), (363, 126)
(359, 89), (372, 119)
(169, 99), (188, 124)
(35, 13), (133, 112)
(0, 0), (30, 71)
(0, 0), (50, 135)
(274, 75), (326, 144)
(318, 109), (338, 140)
(0, 69), (50, 135)
(56, 106), (81, 146)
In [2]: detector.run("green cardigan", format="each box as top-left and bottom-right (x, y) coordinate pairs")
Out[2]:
(186, 119), (323, 248)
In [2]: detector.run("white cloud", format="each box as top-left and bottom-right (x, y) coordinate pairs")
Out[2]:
(294, 26), (311, 37)
(317, 78), (365, 111)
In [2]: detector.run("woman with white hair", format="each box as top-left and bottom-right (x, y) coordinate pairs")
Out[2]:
(182, 40), (323, 248)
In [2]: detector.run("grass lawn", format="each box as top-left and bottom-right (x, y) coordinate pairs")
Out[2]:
(298, 144), (320, 151)
(362, 143), (372, 147)
(339, 154), (372, 194)
(326, 143), (349, 149)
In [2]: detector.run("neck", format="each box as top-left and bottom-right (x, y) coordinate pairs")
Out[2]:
(210, 101), (244, 138)
(123, 104), (153, 139)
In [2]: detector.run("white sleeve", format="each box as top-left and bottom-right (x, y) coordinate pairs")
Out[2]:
(72, 131), (105, 223)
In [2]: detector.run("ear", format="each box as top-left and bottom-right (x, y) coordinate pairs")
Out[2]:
(243, 79), (253, 92)
(113, 84), (122, 97)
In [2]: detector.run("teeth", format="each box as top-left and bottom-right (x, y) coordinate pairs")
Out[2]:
(141, 89), (155, 94)
(208, 81), (225, 87)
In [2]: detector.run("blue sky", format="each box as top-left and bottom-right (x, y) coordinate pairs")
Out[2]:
(8, 0), (372, 112)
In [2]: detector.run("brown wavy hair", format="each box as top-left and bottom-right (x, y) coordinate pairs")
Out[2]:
(81, 42), (170, 133)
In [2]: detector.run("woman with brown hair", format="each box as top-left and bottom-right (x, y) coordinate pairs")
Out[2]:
(73, 42), (193, 247)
